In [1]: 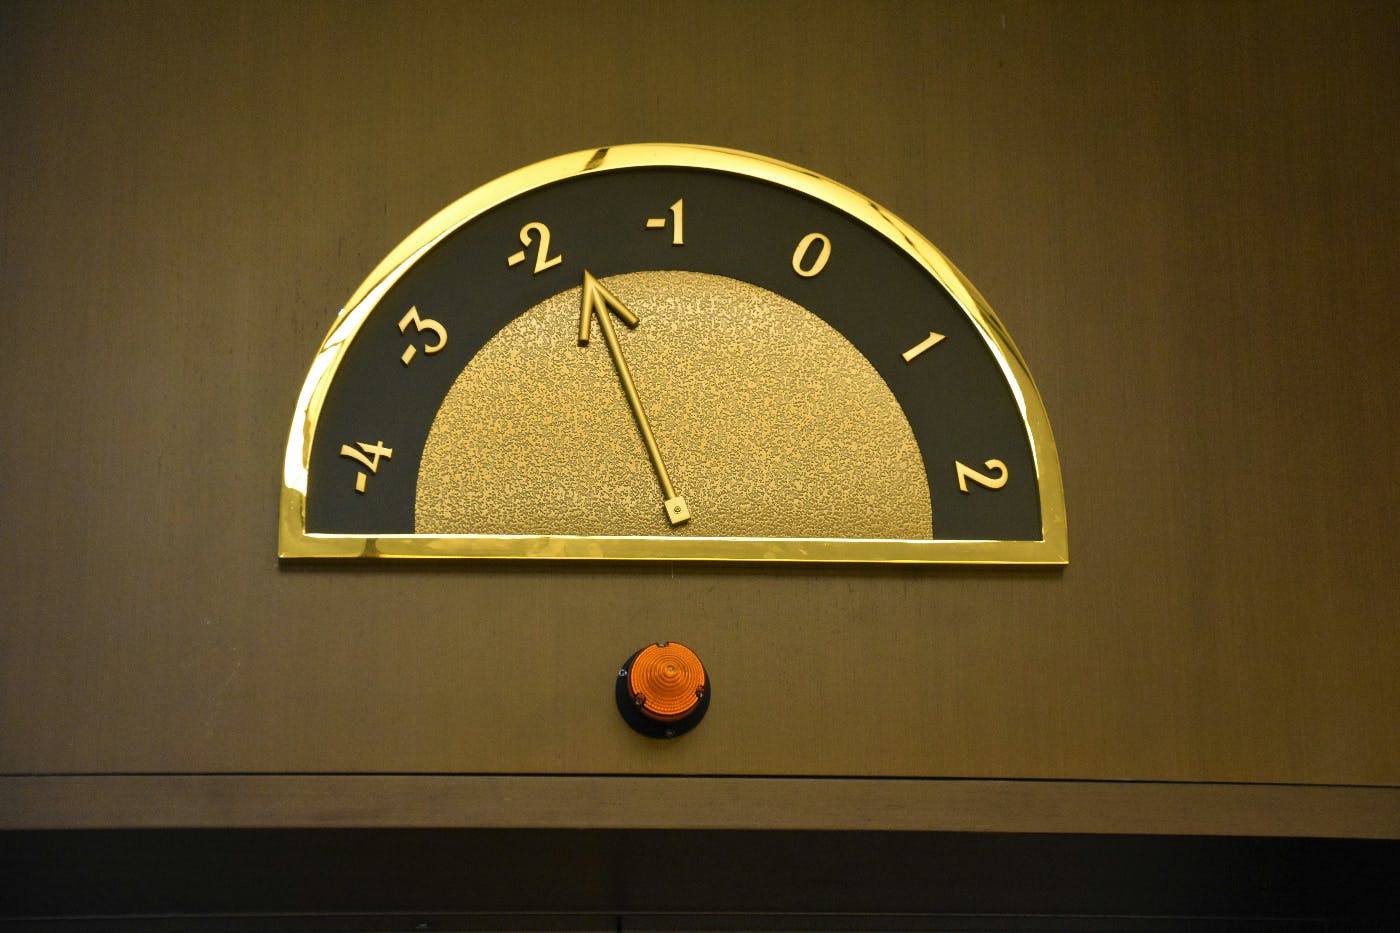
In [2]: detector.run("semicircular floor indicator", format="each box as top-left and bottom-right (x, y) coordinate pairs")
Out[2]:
(279, 144), (1067, 564)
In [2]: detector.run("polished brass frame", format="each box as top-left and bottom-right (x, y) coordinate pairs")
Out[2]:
(279, 144), (1067, 563)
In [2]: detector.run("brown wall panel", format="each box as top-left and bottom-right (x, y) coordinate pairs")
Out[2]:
(2, 1), (1397, 804)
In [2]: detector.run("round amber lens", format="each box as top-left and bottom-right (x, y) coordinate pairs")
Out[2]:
(628, 643), (706, 722)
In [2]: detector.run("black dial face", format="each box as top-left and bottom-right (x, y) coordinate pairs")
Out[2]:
(281, 145), (1065, 564)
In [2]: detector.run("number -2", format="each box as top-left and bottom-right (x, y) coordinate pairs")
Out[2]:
(507, 222), (563, 273)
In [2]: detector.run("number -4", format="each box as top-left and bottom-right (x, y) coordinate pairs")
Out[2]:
(341, 440), (393, 494)
(955, 459), (1008, 493)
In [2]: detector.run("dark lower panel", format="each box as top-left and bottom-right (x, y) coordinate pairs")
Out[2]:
(3, 830), (1397, 929)
(0, 916), (1374, 933)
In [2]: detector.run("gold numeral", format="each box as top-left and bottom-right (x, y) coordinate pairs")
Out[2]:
(646, 198), (684, 245)
(340, 440), (393, 494)
(397, 306), (447, 365)
(955, 459), (1008, 493)
(792, 232), (831, 277)
(506, 221), (563, 273)
(901, 330), (946, 363)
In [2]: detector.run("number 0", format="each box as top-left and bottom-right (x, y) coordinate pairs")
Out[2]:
(792, 232), (831, 277)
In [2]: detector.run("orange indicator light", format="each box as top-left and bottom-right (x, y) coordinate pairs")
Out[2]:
(616, 642), (710, 738)
(629, 642), (707, 722)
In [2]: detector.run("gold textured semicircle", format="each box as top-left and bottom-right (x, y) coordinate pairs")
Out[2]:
(416, 271), (931, 539)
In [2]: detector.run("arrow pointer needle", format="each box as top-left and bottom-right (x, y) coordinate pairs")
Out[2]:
(579, 271), (690, 526)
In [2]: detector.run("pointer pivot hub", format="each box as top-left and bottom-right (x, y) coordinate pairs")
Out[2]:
(665, 496), (690, 525)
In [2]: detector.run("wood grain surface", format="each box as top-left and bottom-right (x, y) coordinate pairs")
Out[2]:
(5, 774), (1398, 839)
(2, 0), (1397, 812)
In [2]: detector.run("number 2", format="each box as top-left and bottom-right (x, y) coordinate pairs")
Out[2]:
(955, 459), (1008, 493)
